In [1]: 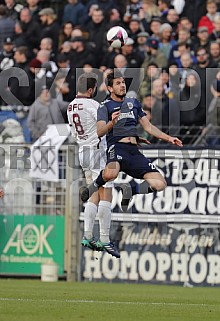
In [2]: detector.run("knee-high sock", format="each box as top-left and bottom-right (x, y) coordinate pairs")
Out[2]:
(95, 170), (106, 187)
(98, 200), (111, 243)
(84, 202), (97, 239)
(87, 170), (106, 199)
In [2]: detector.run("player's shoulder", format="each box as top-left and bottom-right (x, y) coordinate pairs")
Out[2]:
(99, 98), (111, 108)
(125, 96), (141, 106)
(89, 98), (100, 108)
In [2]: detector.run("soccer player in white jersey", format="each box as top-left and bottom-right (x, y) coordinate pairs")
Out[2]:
(67, 72), (120, 258)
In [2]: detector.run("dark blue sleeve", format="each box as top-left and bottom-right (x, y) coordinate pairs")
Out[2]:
(97, 103), (109, 123)
(136, 99), (146, 118)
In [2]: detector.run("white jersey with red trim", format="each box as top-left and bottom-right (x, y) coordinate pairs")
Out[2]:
(67, 96), (100, 149)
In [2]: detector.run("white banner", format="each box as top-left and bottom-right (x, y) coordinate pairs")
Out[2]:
(29, 124), (70, 181)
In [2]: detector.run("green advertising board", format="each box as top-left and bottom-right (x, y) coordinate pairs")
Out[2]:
(0, 215), (65, 275)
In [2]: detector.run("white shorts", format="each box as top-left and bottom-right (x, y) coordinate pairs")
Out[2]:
(79, 145), (113, 188)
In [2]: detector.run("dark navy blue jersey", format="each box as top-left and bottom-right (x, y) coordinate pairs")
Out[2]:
(97, 97), (146, 147)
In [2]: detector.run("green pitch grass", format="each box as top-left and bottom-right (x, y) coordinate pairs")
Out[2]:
(0, 279), (220, 321)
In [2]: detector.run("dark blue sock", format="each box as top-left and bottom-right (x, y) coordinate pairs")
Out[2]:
(95, 170), (106, 187)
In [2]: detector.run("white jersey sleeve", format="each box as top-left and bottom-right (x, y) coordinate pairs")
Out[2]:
(67, 97), (100, 148)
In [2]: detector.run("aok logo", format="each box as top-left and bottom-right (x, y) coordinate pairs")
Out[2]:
(3, 224), (54, 255)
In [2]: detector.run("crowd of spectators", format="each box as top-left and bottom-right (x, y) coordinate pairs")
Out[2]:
(0, 0), (220, 145)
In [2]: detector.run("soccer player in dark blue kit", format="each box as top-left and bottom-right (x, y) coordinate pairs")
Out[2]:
(81, 70), (183, 255)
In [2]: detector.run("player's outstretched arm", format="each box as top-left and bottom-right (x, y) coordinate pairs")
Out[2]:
(139, 116), (183, 147)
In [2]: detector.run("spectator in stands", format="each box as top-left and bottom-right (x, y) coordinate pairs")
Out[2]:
(84, 8), (107, 67)
(139, 0), (161, 25)
(9, 46), (33, 106)
(182, 0), (206, 29)
(209, 15), (220, 41)
(39, 37), (56, 61)
(113, 53), (140, 92)
(27, 82), (68, 141)
(159, 23), (176, 59)
(59, 22), (74, 47)
(149, 16), (162, 39)
(180, 71), (202, 127)
(198, 0), (219, 35)
(0, 37), (14, 71)
(86, 0), (119, 16)
(26, 0), (41, 22)
(192, 46), (217, 125)
(39, 8), (60, 53)
(151, 77), (180, 135)
(157, 0), (171, 22)
(178, 16), (197, 43)
(180, 51), (193, 69)
(165, 8), (179, 35)
(138, 62), (160, 103)
(142, 93), (155, 121)
(136, 31), (149, 59)
(179, 52), (194, 91)
(56, 53), (74, 101)
(27, 57), (42, 104)
(178, 16), (193, 33)
(106, 7), (122, 29)
(209, 41), (220, 65)
(99, 45), (118, 70)
(207, 70), (220, 144)
(14, 20), (27, 47)
(168, 61), (180, 100)
(36, 49), (58, 73)
(121, 37), (144, 68)
(71, 26), (84, 39)
(13, 45), (29, 70)
(177, 28), (191, 45)
(69, 36), (95, 71)
(40, 37), (53, 51)
(170, 43), (195, 68)
(62, 0), (86, 26)
(142, 37), (167, 70)
(5, 0), (23, 21)
(194, 26), (210, 51)
(20, 7), (41, 53)
(123, 0), (143, 24)
(0, 5), (14, 50)
(210, 69), (220, 97)
(54, 70), (70, 103)
(127, 15), (142, 45)
(59, 41), (72, 58)
(159, 67), (173, 97)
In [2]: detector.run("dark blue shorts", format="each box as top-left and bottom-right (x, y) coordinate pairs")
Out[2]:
(106, 142), (158, 179)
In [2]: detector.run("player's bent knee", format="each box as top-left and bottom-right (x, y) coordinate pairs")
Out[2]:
(103, 171), (118, 182)
(156, 179), (167, 191)
(151, 179), (167, 192)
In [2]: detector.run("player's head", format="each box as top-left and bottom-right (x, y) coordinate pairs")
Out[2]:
(77, 72), (98, 97)
(105, 69), (126, 99)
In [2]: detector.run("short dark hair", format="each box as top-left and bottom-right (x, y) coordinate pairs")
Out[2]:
(77, 72), (97, 93)
(15, 46), (29, 57)
(105, 69), (124, 87)
(196, 46), (208, 55)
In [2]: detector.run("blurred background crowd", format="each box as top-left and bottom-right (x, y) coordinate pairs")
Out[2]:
(0, 0), (220, 145)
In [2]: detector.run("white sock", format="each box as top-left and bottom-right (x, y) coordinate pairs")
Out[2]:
(84, 202), (97, 239)
(98, 200), (111, 243)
